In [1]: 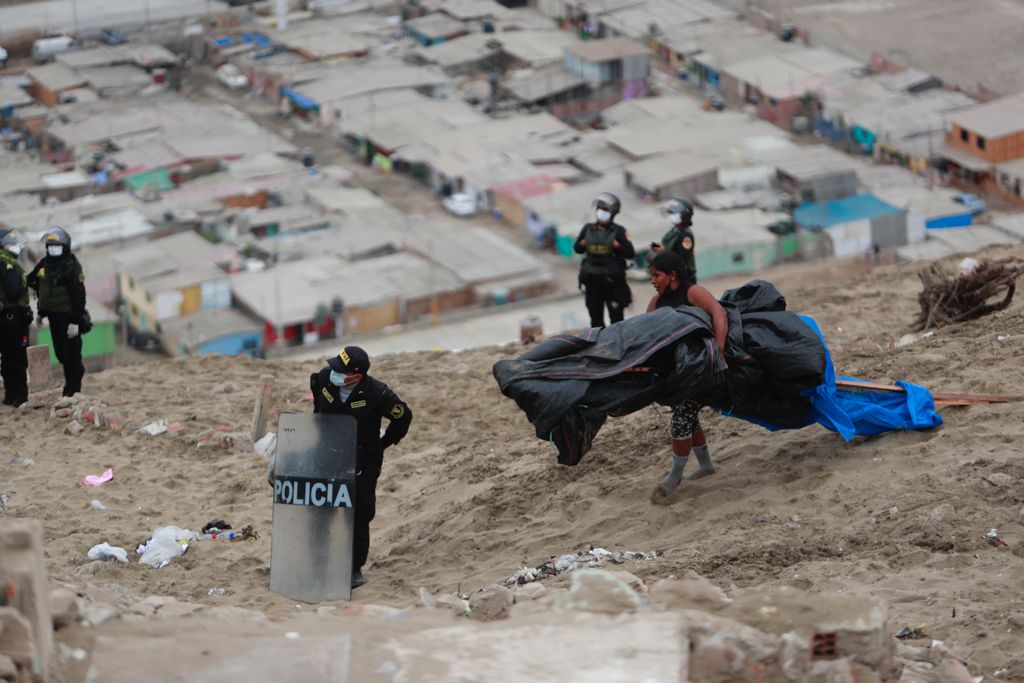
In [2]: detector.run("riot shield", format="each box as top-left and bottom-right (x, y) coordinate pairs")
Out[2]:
(269, 412), (357, 603)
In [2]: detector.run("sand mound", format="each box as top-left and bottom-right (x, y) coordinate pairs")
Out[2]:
(4, 245), (1024, 680)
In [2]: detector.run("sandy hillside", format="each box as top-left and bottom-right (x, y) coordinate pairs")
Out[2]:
(3, 246), (1024, 680)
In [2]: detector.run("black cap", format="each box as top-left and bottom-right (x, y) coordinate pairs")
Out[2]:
(327, 346), (370, 374)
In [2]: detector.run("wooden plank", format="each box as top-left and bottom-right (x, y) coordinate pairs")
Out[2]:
(835, 379), (1021, 405)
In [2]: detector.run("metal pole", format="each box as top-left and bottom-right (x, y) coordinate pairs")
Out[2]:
(145, 0), (151, 34)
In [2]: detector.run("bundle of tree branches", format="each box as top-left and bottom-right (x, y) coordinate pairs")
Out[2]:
(912, 257), (1024, 331)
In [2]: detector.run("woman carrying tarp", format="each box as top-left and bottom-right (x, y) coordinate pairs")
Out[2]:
(646, 251), (727, 504)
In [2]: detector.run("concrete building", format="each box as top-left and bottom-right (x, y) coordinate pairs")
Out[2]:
(161, 308), (264, 358)
(624, 151), (721, 201)
(404, 13), (470, 46)
(941, 93), (1024, 193)
(793, 194), (910, 257)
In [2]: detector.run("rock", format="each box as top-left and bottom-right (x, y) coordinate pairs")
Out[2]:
(556, 568), (642, 614)
(649, 577), (731, 612)
(211, 382), (241, 394)
(0, 608), (36, 671)
(0, 653), (17, 680)
(157, 601), (205, 619)
(435, 594), (470, 614)
(53, 396), (76, 409)
(64, 420), (85, 435)
(607, 570), (647, 596)
(83, 406), (108, 428)
(469, 586), (513, 621)
(888, 506), (899, 519)
(929, 504), (955, 526)
(984, 472), (1014, 487)
(81, 602), (119, 626)
(417, 587), (437, 608)
(514, 582), (546, 602)
(206, 606), (268, 624)
(50, 587), (79, 629)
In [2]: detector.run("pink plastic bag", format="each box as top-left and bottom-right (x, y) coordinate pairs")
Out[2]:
(82, 468), (114, 487)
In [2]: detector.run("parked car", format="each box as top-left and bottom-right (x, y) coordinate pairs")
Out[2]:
(215, 63), (249, 90)
(0, 46), (8, 68)
(953, 193), (986, 215)
(32, 35), (79, 63)
(100, 28), (128, 45)
(442, 192), (477, 217)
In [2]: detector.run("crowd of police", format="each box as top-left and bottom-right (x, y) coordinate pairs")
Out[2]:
(0, 226), (89, 407)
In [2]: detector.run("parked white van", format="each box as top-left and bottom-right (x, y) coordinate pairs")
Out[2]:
(32, 35), (79, 63)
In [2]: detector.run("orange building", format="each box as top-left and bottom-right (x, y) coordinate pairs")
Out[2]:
(945, 93), (1024, 163)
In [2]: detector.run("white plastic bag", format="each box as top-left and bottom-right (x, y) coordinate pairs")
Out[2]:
(137, 526), (199, 568)
(88, 542), (128, 563)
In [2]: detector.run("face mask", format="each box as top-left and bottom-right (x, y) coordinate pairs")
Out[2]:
(595, 209), (612, 223)
(668, 213), (684, 226)
(47, 245), (64, 257)
(329, 370), (360, 387)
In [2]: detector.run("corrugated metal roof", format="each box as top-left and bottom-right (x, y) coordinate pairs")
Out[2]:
(794, 194), (902, 228)
(946, 92), (1024, 139)
(565, 37), (650, 62)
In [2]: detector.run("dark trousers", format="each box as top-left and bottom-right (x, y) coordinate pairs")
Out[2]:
(0, 314), (28, 404)
(583, 279), (628, 328)
(47, 313), (84, 397)
(353, 451), (382, 572)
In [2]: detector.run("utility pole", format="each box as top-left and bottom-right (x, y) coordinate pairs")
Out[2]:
(276, 0), (288, 31)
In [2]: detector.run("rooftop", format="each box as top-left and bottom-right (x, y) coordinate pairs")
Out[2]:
(626, 151), (722, 191)
(601, 0), (735, 39)
(404, 13), (468, 39)
(162, 308), (263, 349)
(793, 194), (903, 229)
(27, 62), (87, 91)
(946, 92), (1024, 139)
(565, 37), (650, 62)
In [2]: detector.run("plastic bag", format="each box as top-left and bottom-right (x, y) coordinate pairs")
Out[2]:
(137, 526), (199, 568)
(88, 542), (128, 563)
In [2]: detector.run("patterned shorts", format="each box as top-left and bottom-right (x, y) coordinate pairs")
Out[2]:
(670, 400), (702, 440)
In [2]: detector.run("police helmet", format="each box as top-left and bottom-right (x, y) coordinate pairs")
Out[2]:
(592, 192), (621, 216)
(661, 197), (694, 223)
(42, 226), (72, 250)
(0, 227), (25, 249)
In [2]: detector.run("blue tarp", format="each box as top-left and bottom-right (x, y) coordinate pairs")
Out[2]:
(800, 315), (943, 440)
(281, 87), (318, 111)
(718, 315), (943, 440)
(794, 194), (902, 229)
(926, 213), (972, 229)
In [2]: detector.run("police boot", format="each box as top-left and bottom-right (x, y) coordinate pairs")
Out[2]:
(351, 570), (365, 589)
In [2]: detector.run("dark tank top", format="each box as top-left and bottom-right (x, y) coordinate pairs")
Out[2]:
(655, 283), (692, 310)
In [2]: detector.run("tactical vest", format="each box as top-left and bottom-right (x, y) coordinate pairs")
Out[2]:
(37, 258), (77, 313)
(0, 251), (28, 308)
(662, 226), (696, 279)
(581, 224), (617, 276)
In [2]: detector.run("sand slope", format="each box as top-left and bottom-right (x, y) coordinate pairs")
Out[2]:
(3, 246), (1024, 679)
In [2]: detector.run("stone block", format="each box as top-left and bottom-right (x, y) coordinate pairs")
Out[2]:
(0, 520), (51, 682)
(26, 346), (52, 394)
(469, 586), (513, 621)
(556, 569), (642, 614)
(49, 588), (78, 630)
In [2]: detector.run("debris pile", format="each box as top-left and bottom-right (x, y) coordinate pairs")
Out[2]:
(913, 257), (1024, 330)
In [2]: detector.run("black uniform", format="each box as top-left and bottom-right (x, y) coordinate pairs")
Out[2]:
(574, 222), (635, 328)
(27, 251), (88, 397)
(310, 368), (412, 573)
(660, 225), (697, 285)
(0, 249), (31, 406)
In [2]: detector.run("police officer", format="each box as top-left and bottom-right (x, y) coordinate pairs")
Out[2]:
(0, 228), (31, 407)
(310, 345), (412, 589)
(573, 192), (636, 328)
(651, 197), (697, 285)
(27, 227), (89, 397)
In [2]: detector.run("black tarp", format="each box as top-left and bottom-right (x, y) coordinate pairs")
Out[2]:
(493, 280), (826, 465)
